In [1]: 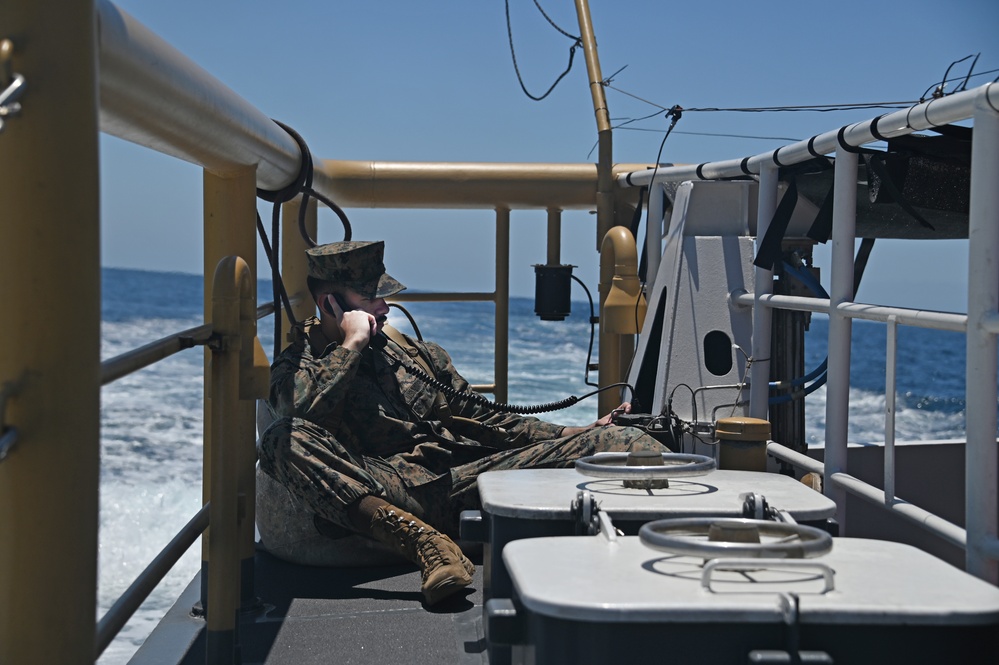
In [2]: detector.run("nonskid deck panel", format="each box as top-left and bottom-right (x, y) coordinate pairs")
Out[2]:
(132, 549), (487, 665)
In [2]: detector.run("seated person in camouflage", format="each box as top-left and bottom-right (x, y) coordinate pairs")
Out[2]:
(258, 240), (668, 605)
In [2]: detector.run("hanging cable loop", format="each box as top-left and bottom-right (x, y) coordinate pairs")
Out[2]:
(504, 0), (582, 102)
(256, 119), (352, 244)
(254, 120), (354, 358)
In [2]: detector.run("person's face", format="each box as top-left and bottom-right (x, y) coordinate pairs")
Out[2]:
(341, 288), (390, 334)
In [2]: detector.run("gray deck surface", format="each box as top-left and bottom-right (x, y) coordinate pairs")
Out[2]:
(171, 548), (487, 665)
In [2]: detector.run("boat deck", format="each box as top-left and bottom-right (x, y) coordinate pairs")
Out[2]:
(134, 547), (488, 665)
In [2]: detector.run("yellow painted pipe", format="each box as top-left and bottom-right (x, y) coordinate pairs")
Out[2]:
(316, 160), (646, 210)
(574, 0), (616, 254)
(0, 3), (100, 663)
(202, 168), (258, 611)
(206, 256), (253, 663)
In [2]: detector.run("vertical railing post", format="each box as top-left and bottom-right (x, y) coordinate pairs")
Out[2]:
(546, 207), (563, 266)
(884, 315), (898, 504)
(0, 3), (101, 663)
(646, 184), (666, 292)
(750, 164), (779, 419)
(825, 145), (859, 528)
(495, 208), (511, 405)
(965, 89), (999, 583)
(206, 257), (251, 664)
(202, 167), (258, 613)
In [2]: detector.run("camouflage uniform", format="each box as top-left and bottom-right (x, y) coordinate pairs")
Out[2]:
(258, 241), (667, 537)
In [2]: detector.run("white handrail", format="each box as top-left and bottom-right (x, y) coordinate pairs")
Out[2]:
(618, 82), (999, 186)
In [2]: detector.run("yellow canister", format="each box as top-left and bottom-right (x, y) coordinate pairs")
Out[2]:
(715, 417), (771, 472)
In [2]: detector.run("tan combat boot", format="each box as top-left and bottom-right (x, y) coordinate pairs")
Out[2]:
(369, 506), (474, 605)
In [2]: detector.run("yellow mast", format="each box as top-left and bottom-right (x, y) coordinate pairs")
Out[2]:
(0, 2), (102, 663)
(574, 0), (642, 414)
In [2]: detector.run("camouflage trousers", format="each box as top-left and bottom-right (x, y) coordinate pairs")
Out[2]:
(258, 416), (669, 538)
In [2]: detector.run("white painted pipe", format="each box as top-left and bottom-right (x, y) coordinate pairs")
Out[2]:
(884, 316), (898, 503)
(964, 90), (999, 583)
(750, 164), (777, 419)
(824, 147), (859, 527)
(646, 184), (666, 292)
(739, 292), (969, 332)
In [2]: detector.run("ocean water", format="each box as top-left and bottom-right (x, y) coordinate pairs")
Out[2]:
(96, 267), (970, 664)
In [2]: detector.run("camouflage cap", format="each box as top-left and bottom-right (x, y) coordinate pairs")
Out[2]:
(305, 241), (406, 299)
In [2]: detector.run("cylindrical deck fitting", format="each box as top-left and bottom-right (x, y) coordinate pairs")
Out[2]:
(715, 417), (771, 472)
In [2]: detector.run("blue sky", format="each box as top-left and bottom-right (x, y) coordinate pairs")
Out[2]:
(100, 0), (997, 312)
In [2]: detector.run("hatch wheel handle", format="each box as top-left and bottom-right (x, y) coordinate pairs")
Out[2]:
(639, 517), (833, 560)
(574, 452), (715, 481)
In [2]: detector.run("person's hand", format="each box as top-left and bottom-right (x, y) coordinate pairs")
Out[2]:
(593, 401), (632, 427)
(561, 402), (633, 437)
(326, 294), (377, 352)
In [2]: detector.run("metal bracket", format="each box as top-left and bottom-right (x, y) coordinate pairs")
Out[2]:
(741, 492), (771, 520)
(569, 490), (601, 535)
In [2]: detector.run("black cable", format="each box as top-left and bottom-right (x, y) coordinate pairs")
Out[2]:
(639, 105), (683, 194)
(388, 303), (423, 341)
(570, 273), (599, 388)
(255, 211), (296, 360)
(255, 120), (355, 358)
(920, 54), (980, 101)
(529, 0), (578, 39)
(393, 349), (634, 415)
(504, 0), (582, 101)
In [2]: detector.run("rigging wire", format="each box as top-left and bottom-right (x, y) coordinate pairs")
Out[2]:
(602, 61), (998, 120)
(504, 0), (582, 101)
(617, 126), (803, 143)
(602, 81), (919, 114)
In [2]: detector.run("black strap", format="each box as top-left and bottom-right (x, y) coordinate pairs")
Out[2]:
(753, 177), (799, 270)
(836, 126), (865, 154)
(869, 114), (889, 143)
(854, 237), (876, 295)
(805, 185), (835, 243)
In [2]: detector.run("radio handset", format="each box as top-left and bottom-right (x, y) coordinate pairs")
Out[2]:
(323, 293), (352, 317)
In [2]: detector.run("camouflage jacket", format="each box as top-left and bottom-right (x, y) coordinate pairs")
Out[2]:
(267, 317), (567, 486)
